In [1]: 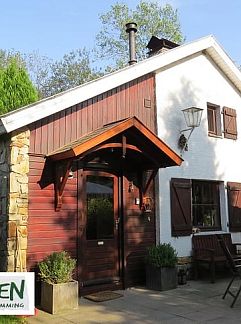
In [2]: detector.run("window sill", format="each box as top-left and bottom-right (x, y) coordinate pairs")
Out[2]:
(208, 132), (222, 138)
(193, 227), (221, 233)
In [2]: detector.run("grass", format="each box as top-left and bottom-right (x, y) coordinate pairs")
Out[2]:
(0, 315), (27, 324)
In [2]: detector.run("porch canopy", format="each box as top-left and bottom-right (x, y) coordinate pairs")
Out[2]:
(47, 116), (182, 210)
(47, 116), (182, 169)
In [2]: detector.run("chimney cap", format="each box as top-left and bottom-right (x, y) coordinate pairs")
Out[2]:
(126, 22), (137, 33)
(147, 36), (179, 55)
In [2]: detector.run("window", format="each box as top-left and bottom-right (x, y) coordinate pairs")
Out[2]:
(207, 103), (222, 137)
(223, 107), (237, 140)
(192, 180), (221, 230)
(170, 178), (221, 236)
(86, 175), (114, 240)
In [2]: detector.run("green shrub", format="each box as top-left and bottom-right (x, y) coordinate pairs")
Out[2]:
(38, 251), (76, 284)
(146, 243), (177, 268)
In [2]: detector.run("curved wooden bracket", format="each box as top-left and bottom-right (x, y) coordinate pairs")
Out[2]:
(55, 160), (72, 211)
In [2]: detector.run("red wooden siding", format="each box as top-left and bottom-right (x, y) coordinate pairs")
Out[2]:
(29, 74), (156, 155)
(123, 175), (155, 286)
(27, 74), (156, 281)
(27, 155), (77, 270)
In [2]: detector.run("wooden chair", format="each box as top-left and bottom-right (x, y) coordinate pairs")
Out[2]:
(216, 234), (241, 307)
(192, 233), (238, 283)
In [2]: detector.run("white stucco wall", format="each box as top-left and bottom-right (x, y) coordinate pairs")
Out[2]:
(155, 52), (241, 257)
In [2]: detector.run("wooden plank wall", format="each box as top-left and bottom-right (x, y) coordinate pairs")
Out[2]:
(29, 74), (155, 155)
(123, 175), (155, 286)
(27, 155), (77, 270)
(27, 73), (156, 274)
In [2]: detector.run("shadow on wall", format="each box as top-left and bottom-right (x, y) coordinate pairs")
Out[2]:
(157, 77), (225, 245)
(27, 209), (77, 305)
(158, 76), (224, 180)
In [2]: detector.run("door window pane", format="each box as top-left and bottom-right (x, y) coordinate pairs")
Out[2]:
(86, 175), (114, 240)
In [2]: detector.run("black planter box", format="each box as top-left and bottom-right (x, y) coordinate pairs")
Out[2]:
(146, 264), (177, 291)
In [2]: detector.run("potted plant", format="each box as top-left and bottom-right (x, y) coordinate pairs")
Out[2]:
(38, 251), (78, 314)
(146, 243), (178, 291)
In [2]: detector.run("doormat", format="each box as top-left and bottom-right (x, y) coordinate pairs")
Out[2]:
(84, 291), (123, 302)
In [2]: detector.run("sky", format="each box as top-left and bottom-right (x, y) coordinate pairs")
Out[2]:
(0, 0), (241, 66)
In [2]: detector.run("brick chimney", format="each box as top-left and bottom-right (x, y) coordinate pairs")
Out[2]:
(147, 36), (179, 56)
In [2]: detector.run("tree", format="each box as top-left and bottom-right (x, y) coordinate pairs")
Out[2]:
(0, 1), (185, 99)
(0, 58), (38, 114)
(23, 51), (52, 99)
(0, 49), (52, 99)
(41, 48), (101, 97)
(0, 49), (24, 69)
(0, 48), (101, 99)
(95, 1), (185, 69)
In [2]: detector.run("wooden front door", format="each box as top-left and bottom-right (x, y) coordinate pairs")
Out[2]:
(78, 170), (121, 290)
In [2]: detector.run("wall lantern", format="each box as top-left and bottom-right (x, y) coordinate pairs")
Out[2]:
(141, 197), (153, 213)
(178, 107), (203, 154)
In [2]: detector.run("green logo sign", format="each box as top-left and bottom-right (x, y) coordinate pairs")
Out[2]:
(0, 273), (34, 315)
(0, 280), (25, 300)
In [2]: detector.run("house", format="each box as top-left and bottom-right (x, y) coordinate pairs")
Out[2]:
(0, 34), (241, 296)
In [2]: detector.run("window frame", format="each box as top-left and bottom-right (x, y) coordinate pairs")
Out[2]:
(207, 103), (222, 137)
(170, 178), (222, 236)
(192, 180), (221, 231)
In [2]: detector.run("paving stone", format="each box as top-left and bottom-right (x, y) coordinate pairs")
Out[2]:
(28, 278), (241, 324)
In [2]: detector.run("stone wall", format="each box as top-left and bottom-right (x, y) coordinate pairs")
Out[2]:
(0, 135), (10, 271)
(0, 127), (30, 272)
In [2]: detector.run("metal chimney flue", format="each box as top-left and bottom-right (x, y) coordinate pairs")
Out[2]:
(126, 22), (137, 65)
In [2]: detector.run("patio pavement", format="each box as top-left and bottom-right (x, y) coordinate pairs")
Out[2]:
(28, 277), (241, 324)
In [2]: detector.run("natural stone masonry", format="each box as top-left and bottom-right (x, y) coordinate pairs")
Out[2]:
(0, 127), (30, 272)
(0, 135), (10, 271)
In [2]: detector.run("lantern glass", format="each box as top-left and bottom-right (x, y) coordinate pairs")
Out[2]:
(182, 107), (203, 128)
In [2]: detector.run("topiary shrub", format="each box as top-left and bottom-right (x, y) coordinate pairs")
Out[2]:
(38, 251), (76, 284)
(146, 243), (177, 268)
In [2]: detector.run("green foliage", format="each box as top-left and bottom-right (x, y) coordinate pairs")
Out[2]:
(0, 315), (26, 324)
(0, 49), (25, 69)
(38, 251), (76, 284)
(41, 48), (101, 97)
(146, 243), (178, 268)
(96, 0), (185, 69)
(87, 196), (113, 238)
(0, 57), (38, 114)
(88, 197), (113, 216)
(23, 50), (52, 99)
(0, 48), (99, 99)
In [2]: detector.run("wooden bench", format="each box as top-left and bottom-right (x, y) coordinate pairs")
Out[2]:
(192, 233), (241, 283)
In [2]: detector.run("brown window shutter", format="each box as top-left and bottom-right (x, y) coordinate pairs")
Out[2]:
(227, 182), (241, 232)
(223, 107), (237, 140)
(170, 178), (192, 236)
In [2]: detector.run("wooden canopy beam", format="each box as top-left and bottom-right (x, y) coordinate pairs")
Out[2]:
(48, 116), (183, 167)
(81, 142), (143, 157)
(143, 169), (158, 196)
